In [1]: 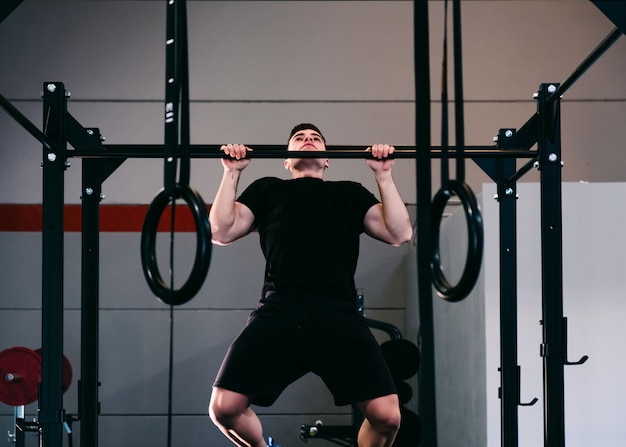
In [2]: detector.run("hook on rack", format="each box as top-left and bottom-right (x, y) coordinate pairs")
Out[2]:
(539, 317), (589, 366)
(563, 317), (589, 366)
(517, 366), (538, 407)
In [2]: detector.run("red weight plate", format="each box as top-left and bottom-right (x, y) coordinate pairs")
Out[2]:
(0, 347), (42, 406)
(35, 349), (73, 392)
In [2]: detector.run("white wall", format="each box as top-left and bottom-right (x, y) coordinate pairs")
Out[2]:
(482, 182), (626, 447)
(420, 182), (626, 447)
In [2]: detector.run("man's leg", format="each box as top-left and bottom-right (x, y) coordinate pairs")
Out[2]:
(209, 387), (267, 447)
(355, 394), (401, 447)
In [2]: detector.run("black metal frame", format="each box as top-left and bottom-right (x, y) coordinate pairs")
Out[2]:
(35, 82), (509, 447)
(30, 77), (580, 447)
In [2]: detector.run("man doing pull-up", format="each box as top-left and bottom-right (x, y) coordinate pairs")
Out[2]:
(208, 123), (412, 447)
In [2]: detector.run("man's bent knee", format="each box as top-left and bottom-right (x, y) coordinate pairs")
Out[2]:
(209, 387), (250, 427)
(358, 394), (402, 434)
(373, 408), (401, 436)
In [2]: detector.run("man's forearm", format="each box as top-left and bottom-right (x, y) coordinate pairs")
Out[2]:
(375, 171), (413, 245)
(209, 169), (242, 242)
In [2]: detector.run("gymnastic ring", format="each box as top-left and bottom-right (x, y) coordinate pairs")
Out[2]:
(140, 184), (212, 305)
(430, 180), (483, 302)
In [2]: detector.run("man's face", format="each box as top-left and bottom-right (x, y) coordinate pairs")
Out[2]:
(287, 129), (326, 152)
(285, 128), (328, 172)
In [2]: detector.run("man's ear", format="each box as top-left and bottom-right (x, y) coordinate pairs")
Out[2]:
(284, 159), (292, 171)
(324, 159), (329, 169)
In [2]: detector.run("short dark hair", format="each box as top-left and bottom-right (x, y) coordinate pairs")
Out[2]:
(288, 123), (326, 144)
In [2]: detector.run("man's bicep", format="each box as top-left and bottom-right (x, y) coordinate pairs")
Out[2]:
(363, 203), (390, 243)
(212, 202), (255, 245)
(232, 202), (256, 239)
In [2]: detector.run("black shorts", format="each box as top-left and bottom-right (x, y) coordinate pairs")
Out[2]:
(213, 291), (397, 407)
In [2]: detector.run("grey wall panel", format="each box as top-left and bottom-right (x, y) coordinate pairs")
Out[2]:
(186, 1), (414, 102)
(0, 310), (42, 351)
(455, 1), (626, 100)
(3, 2), (623, 103)
(169, 309), (259, 413)
(0, 234), (42, 308)
(431, 198), (488, 447)
(0, 1), (414, 101)
(98, 310), (173, 413)
(355, 237), (410, 310)
(0, 101), (45, 204)
(558, 102), (626, 183)
(0, 1), (165, 100)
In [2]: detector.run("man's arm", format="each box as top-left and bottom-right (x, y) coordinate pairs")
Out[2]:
(363, 144), (413, 247)
(209, 144), (255, 246)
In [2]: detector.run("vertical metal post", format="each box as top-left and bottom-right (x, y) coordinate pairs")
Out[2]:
(496, 159), (519, 447)
(413, 1), (438, 445)
(81, 153), (102, 447)
(537, 83), (566, 447)
(40, 81), (67, 447)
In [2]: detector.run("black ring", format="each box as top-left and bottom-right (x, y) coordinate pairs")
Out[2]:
(430, 180), (483, 302)
(140, 184), (212, 305)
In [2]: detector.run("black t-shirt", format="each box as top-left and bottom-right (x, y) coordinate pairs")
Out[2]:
(237, 176), (379, 301)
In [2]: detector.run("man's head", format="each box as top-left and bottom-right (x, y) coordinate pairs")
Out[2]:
(288, 123), (326, 146)
(284, 123), (329, 175)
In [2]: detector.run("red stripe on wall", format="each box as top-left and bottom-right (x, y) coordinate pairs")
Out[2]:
(0, 204), (211, 232)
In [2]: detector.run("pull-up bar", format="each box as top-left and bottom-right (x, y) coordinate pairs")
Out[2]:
(70, 144), (537, 160)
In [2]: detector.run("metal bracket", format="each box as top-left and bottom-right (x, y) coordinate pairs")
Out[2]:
(539, 318), (589, 366)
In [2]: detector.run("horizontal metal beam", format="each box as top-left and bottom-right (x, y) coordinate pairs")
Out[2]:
(70, 144), (537, 160)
